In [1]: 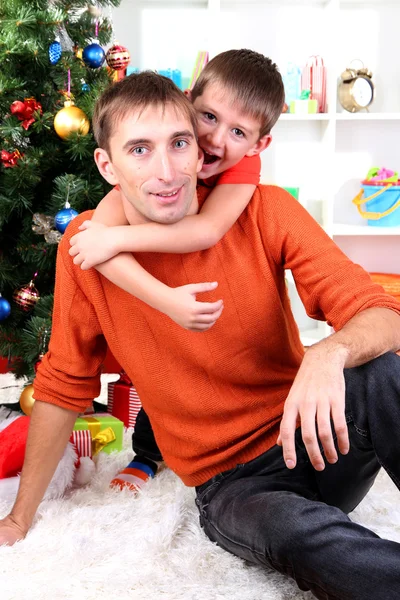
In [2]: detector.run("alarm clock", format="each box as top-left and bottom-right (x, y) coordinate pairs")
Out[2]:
(338, 61), (374, 113)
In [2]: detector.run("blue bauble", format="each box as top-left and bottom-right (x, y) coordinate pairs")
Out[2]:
(49, 41), (62, 65)
(54, 207), (79, 234)
(82, 83), (91, 92)
(82, 43), (106, 69)
(0, 296), (11, 321)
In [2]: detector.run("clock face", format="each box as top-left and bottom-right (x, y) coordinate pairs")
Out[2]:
(352, 77), (373, 108)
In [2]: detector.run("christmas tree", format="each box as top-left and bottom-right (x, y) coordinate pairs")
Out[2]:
(0, 1), (125, 384)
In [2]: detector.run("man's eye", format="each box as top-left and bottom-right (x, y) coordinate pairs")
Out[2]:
(132, 147), (147, 155)
(205, 112), (216, 122)
(233, 128), (244, 137)
(175, 140), (188, 149)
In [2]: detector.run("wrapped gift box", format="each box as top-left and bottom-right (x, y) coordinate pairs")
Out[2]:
(107, 372), (142, 429)
(73, 414), (123, 454)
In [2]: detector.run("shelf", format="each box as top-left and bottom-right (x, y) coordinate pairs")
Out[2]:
(279, 113), (330, 121)
(336, 113), (400, 121)
(333, 224), (400, 236)
(221, 0), (331, 5)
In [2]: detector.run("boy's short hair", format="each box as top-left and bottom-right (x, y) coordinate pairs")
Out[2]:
(191, 49), (285, 137)
(93, 71), (198, 155)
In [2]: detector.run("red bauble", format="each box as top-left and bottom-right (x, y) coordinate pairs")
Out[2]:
(106, 44), (130, 71)
(13, 280), (40, 312)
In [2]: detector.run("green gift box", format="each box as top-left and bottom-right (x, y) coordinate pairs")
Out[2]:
(73, 413), (123, 454)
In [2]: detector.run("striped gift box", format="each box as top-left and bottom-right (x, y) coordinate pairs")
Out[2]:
(107, 379), (142, 429)
(301, 55), (327, 113)
(71, 429), (92, 458)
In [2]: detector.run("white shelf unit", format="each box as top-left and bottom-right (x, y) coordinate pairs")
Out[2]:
(112, 0), (400, 346)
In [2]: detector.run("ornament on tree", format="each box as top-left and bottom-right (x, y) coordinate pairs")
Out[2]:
(54, 69), (90, 140)
(106, 43), (130, 71)
(54, 201), (79, 234)
(83, 42), (105, 68)
(82, 20), (105, 69)
(19, 384), (36, 416)
(49, 39), (62, 65)
(54, 100), (90, 140)
(32, 213), (62, 244)
(87, 4), (102, 17)
(1, 149), (22, 168)
(13, 275), (40, 312)
(0, 294), (11, 321)
(81, 79), (90, 92)
(10, 98), (42, 130)
(75, 46), (83, 60)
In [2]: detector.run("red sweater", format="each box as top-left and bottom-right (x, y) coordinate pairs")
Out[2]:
(33, 186), (400, 486)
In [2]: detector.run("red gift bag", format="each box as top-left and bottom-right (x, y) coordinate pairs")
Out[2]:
(301, 55), (327, 113)
(107, 372), (142, 429)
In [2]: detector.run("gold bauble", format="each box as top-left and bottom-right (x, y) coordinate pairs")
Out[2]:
(20, 384), (36, 416)
(75, 47), (83, 60)
(54, 101), (90, 140)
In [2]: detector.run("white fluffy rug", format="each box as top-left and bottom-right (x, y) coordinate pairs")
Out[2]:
(1, 410), (400, 599)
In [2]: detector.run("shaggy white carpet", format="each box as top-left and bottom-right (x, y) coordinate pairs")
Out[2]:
(1, 402), (400, 599)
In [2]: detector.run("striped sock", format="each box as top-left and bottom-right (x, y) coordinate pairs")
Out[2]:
(110, 456), (158, 492)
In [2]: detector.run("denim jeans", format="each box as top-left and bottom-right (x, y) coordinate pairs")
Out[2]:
(195, 352), (400, 600)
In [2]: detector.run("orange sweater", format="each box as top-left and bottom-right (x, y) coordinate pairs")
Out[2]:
(33, 186), (400, 486)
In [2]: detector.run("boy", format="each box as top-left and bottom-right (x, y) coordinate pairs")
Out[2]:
(69, 49), (284, 491)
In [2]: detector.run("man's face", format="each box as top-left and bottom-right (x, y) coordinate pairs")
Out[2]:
(192, 82), (271, 180)
(97, 104), (203, 225)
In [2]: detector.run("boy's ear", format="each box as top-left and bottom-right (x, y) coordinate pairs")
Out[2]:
(94, 148), (119, 186)
(184, 89), (192, 101)
(246, 134), (272, 157)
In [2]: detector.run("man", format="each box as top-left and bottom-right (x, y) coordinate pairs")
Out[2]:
(1, 72), (400, 600)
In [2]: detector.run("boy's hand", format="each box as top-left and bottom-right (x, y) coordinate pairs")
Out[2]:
(164, 282), (224, 332)
(69, 221), (119, 270)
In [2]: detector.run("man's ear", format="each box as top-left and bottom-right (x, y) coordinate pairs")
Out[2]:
(246, 134), (272, 157)
(196, 145), (204, 175)
(184, 89), (192, 101)
(94, 148), (119, 186)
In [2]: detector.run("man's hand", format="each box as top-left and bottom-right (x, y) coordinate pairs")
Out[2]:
(69, 221), (119, 270)
(277, 344), (350, 471)
(163, 282), (224, 332)
(0, 515), (27, 546)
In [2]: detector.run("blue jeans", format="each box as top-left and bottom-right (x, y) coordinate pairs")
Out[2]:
(195, 352), (400, 600)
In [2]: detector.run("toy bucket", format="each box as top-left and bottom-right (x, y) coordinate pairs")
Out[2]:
(352, 183), (400, 227)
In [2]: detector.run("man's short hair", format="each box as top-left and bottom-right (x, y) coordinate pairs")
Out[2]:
(92, 71), (198, 156)
(191, 49), (285, 138)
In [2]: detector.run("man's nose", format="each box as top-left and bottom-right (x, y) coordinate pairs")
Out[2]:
(155, 151), (176, 182)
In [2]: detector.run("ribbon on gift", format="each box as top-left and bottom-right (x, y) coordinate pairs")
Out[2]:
(81, 417), (116, 455)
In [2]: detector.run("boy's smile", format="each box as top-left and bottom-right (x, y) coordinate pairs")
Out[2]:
(192, 82), (271, 180)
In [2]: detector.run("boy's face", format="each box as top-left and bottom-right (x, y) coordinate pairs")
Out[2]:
(95, 104), (203, 225)
(191, 82), (272, 180)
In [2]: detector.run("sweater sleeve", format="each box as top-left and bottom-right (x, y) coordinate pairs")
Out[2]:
(258, 186), (400, 331)
(33, 236), (108, 413)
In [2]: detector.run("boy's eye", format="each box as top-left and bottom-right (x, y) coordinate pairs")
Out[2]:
(233, 128), (244, 137)
(204, 112), (216, 122)
(132, 146), (147, 155)
(174, 139), (188, 149)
